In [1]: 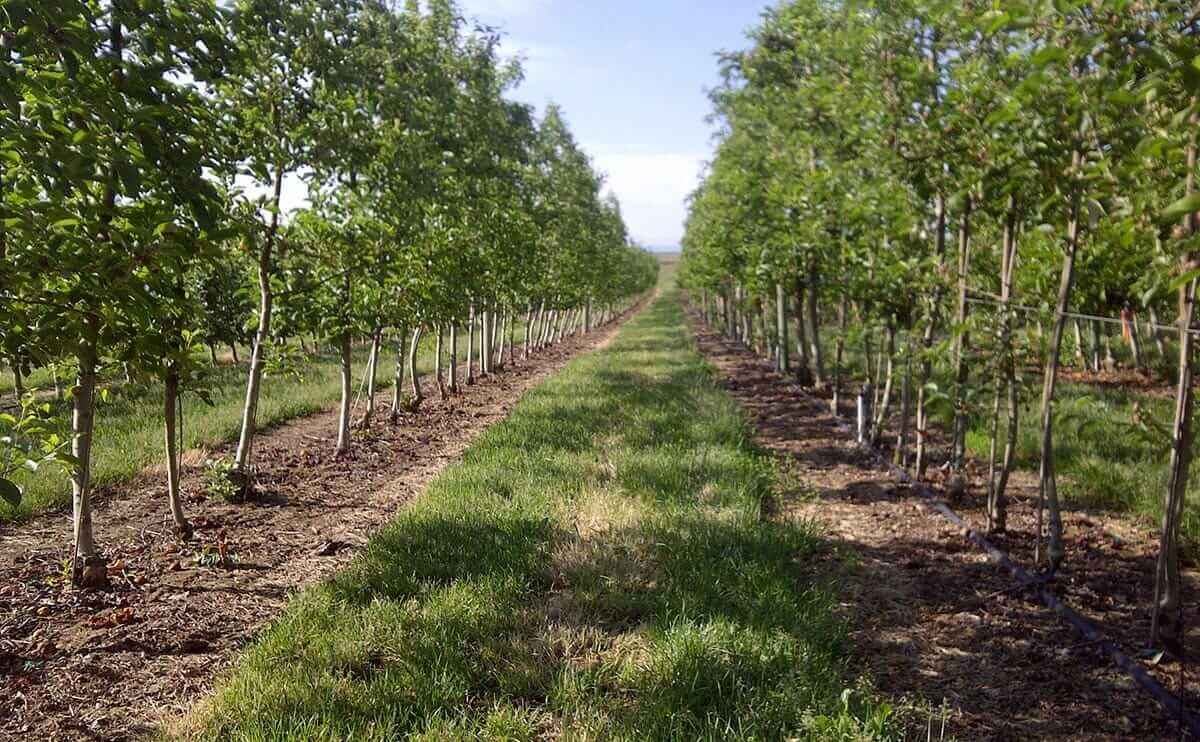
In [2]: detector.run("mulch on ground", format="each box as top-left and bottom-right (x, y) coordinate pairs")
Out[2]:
(689, 312), (1199, 741)
(0, 316), (635, 741)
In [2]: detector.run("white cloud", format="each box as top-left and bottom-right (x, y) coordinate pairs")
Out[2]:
(594, 153), (703, 247)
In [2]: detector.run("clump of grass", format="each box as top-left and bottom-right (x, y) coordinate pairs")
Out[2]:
(179, 280), (897, 740)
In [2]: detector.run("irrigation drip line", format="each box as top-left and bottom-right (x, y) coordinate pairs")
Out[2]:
(816, 385), (1200, 737)
(697, 309), (1200, 737)
(964, 292), (1200, 338)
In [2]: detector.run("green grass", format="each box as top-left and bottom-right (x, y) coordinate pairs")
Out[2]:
(180, 281), (896, 740)
(0, 333), (474, 523)
(960, 381), (1199, 543)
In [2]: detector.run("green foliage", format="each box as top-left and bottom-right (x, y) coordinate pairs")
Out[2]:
(0, 393), (74, 508)
(204, 457), (239, 503)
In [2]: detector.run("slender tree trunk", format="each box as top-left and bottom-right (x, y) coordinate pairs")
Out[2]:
(894, 335), (913, 468)
(408, 326), (424, 405)
(1149, 305), (1169, 359)
(449, 323), (459, 393)
(164, 366), (190, 537)
(11, 360), (23, 400)
(208, 343), (218, 366)
(363, 328), (382, 424)
(916, 191), (948, 479)
(1125, 308), (1143, 369)
(467, 305), (476, 384)
(1037, 149), (1084, 571)
(480, 308), (491, 375)
(1089, 320), (1102, 373)
(987, 197), (1019, 533)
(335, 332), (352, 455)
(496, 313), (508, 370)
(951, 194), (973, 470)
(504, 313), (515, 367)
(72, 317), (103, 587)
(832, 295), (847, 416)
(389, 326), (408, 424)
(524, 302), (535, 359)
(871, 324), (896, 447)
(230, 344), (240, 364)
(434, 323), (446, 400)
(807, 260), (825, 387)
(1152, 116), (1198, 650)
(776, 282), (790, 373)
(793, 276), (814, 386)
(232, 164), (284, 475)
(1073, 319), (1086, 368)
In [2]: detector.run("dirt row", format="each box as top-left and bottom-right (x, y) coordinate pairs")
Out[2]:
(0, 313), (637, 741)
(688, 312), (1198, 741)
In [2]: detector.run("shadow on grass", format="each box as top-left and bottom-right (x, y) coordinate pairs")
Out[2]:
(186, 289), (894, 741)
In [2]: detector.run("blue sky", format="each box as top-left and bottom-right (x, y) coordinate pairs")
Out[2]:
(460, 0), (769, 248)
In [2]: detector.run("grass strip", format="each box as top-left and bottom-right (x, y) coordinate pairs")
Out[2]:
(181, 281), (896, 741)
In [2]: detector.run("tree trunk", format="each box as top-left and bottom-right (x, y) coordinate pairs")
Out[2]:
(449, 323), (459, 393)
(894, 336), (913, 469)
(524, 302), (535, 359)
(776, 282), (790, 374)
(164, 366), (190, 537)
(1089, 320), (1101, 373)
(793, 277), (814, 386)
(806, 261), (825, 387)
(951, 194), (973, 471)
(1153, 277), (1197, 650)
(389, 326), (408, 424)
(363, 328), (382, 424)
(11, 360), (23, 400)
(335, 332), (352, 455)
(871, 324), (896, 447)
(1124, 308), (1143, 369)
(1149, 305), (1169, 359)
(915, 191), (948, 479)
(1073, 319), (1086, 368)
(232, 165), (283, 476)
(832, 295), (847, 416)
(1152, 117), (1198, 650)
(496, 313), (508, 370)
(72, 318), (104, 587)
(434, 323), (446, 400)
(467, 305), (476, 384)
(504, 313), (515, 367)
(208, 343), (218, 365)
(408, 326), (424, 405)
(230, 344), (240, 365)
(1036, 150), (1084, 571)
(987, 196), (1019, 534)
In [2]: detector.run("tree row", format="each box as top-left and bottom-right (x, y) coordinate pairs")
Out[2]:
(680, 0), (1199, 651)
(0, 0), (658, 587)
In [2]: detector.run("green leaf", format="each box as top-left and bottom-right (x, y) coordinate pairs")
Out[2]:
(1162, 192), (1200, 223)
(0, 478), (21, 509)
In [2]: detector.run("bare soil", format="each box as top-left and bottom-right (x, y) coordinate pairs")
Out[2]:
(689, 313), (1200, 741)
(0, 317), (634, 741)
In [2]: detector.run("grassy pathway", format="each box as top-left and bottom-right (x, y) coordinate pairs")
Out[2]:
(182, 285), (894, 740)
